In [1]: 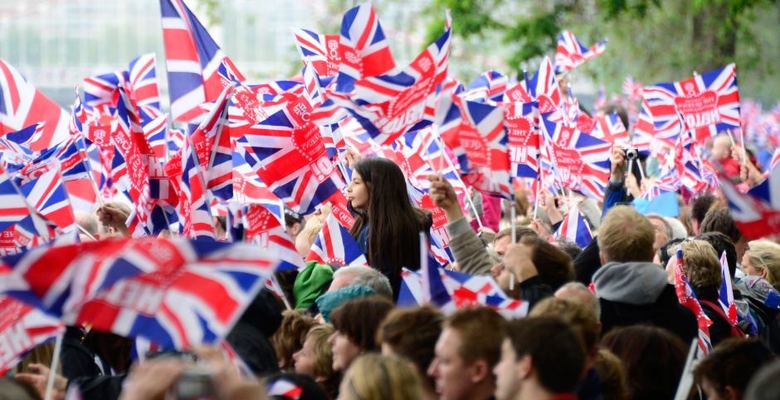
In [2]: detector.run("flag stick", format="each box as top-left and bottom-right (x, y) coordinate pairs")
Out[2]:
(44, 332), (64, 400)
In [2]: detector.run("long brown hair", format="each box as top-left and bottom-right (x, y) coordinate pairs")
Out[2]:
(349, 158), (428, 281)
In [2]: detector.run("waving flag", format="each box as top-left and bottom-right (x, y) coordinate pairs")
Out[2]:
(0, 295), (64, 375)
(540, 114), (611, 199)
(511, 57), (563, 114)
(334, 3), (396, 91)
(190, 85), (234, 200)
(19, 167), (76, 233)
(674, 249), (713, 355)
(554, 31), (607, 74)
(642, 64), (740, 145)
(330, 14), (451, 145)
(180, 130), (216, 239)
(3, 123), (43, 153)
(267, 379), (304, 400)
(769, 148), (780, 172)
(590, 112), (629, 145)
(159, 0), (245, 122)
(554, 208), (593, 248)
(294, 28), (339, 77)
(307, 213), (367, 267)
(465, 70), (508, 103)
(505, 101), (540, 178)
(239, 203), (304, 272)
(0, 59), (69, 151)
(719, 161), (780, 239)
(127, 54), (162, 112)
(718, 251), (738, 326)
(0, 172), (31, 233)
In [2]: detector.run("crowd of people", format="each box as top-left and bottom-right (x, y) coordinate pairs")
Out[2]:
(3, 126), (780, 400)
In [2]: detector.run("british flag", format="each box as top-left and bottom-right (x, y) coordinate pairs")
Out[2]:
(329, 13), (451, 145)
(240, 203), (304, 272)
(769, 148), (780, 172)
(127, 54), (162, 112)
(180, 129), (217, 239)
(234, 93), (344, 215)
(719, 160), (780, 239)
(142, 113), (169, 160)
(540, 113), (611, 200)
(334, 3), (396, 91)
(0, 294), (64, 375)
(294, 28), (340, 77)
(82, 69), (126, 108)
(590, 112), (629, 145)
(267, 379), (304, 400)
(641, 64), (741, 146)
(504, 57), (562, 115)
(717, 251), (738, 326)
(159, 0), (245, 122)
(0, 172), (32, 233)
(674, 249), (713, 355)
(306, 213), (367, 267)
(554, 208), (593, 248)
(3, 123), (44, 154)
(504, 101), (540, 179)
(19, 167), (77, 234)
(0, 59), (70, 152)
(554, 31), (607, 74)
(464, 70), (508, 103)
(189, 85), (234, 200)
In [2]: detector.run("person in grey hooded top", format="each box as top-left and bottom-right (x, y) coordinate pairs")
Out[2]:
(592, 206), (697, 343)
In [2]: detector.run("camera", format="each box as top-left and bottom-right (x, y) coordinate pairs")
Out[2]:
(623, 148), (639, 160)
(171, 367), (218, 400)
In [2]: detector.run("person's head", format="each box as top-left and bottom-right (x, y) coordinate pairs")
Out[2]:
(692, 193), (717, 234)
(293, 324), (339, 397)
(348, 157), (427, 276)
(601, 325), (687, 400)
(555, 239), (583, 260)
(328, 296), (394, 371)
(745, 359), (780, 400)
(328, 266), (393, 299)
(530, 298), (600, 360)
(695, 338), (775, 400)
(555, 282), (600, 320)
(75, 211), (99, 240)
(698, 231), (738, 279)
(712, 134), (734, 161)
(338, 354), (424, 400)
(272, 310), (317, 370)
(701, 207), (746, 259)
(680, 239), (722, 291)
(519, 235), (574, 290)
(593, 349), (629, 400)
(285, 208), (304, 240)
(598, 206), (656, 263)
(494, 317), (587, 400)
(377, 306), (443, 395)
(743, 240), (780, 291)
(646, 214), (673, 253)
(428, 307), (507, 400)
(493, 227), (537, 257)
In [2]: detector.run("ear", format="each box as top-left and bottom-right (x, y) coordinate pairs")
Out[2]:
(469, 359), (491, 384)
(517, 355), (533, 380)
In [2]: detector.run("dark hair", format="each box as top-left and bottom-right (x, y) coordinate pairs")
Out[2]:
(330, 296), (394, 352)
(601, 325), (687, 400)
(350, 158), (428, 283)
(377, 306), (443, 391)
(691, 193), (717, 226)
(658, 238), (686, 267)
(556, 239), (583, 260)
(694, 338), (775, 398)
(520, 235), (574, 290)
(506, 317), (587, 394)
(700, 207), (742, 243)
(697, 231), (738, 279)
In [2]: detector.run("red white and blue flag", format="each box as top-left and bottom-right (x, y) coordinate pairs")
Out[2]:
(19, 167), (76, 234)
(334, 3), (396, 91)
(719, 162), (780, 239)
(674, 249), (713, 355)
(267, 379), (304, 400)
(504, 57), (563, 115)
(306, 213), (368, 267)
(554, 208), (593, 248)
(717, 251), (738, 326)
(159, 0), (245, 122)
(590, 112), (629, 145)
(464, 70), (509, 103)
(0, 59), (70, 151)
(554, 31), (607, 74)
(180, 127), (217, 239)
(504, 101), (540, 179)
(0, 294), (64, 375)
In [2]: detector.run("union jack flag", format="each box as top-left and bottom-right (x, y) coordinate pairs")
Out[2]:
(234, 93), (344, 215)
(239, 203), (303, 272)
(503, 57), (562, 115)
(554, 31), (607, 74)
(180, 128), (217, 239)
(0, 59), (70, 151)
(189, 85), (234, 200)
(590, 112), (629, 145)
(82, 69), (125, 108)
(717, 251), (738, 326)
(540, 113), (611, 200)
(2, 123), (43, 154)
(769, 148), (780, 172)
(142, 113), (169, 160)
(504, 101), (540, 179)
(329, 13), (451, 145)
(334, 3), (396, 91)
(294, 28), (340, 77)
(127, 54), (162, 112)
(719, 163), (780, 239)
(19, 167), (76, 234)
(267, 379), (304, 400)
(674, 249), (713, 355)
(0, 172), (32, 233)
(641, 64), (741, 146)
(0, 294), (64, 375)
(554, 208), (593, 248)
(464, 70), (508, 103)
(306, 213), (367, 267)
(159, 0), (245, 122)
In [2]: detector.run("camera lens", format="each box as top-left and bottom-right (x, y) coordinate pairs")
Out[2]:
(626, 149), (638, 160)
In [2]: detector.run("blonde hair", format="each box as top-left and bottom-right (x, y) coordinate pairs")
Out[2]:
(305, 324), (335, 379)
(680, 240), (721, 289)
(598, 206), (656, 262)
(530, 297), (600, 351)
(340, 354), (423, 400)
(594, 349), (629, 400)
(747, 240), (780, 290)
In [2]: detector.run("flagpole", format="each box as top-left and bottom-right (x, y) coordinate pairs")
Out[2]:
(44, 332), (64, 400)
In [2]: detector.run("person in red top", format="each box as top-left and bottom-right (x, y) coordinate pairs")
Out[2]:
(494, 317), (586, 400)
(711, 134), (742, 179)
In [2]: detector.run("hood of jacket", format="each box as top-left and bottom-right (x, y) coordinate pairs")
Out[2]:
(593, 261), (669, 305)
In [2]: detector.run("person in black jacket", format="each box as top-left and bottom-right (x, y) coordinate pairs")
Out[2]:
(591, 206), (698, 343)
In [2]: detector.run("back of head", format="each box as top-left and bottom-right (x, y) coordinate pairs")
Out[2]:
(700, 207), (742, 244)
(593, 349), (629, 400)
(335, 265), (393, 299)
(341, 354), (423, 400)
(555, 281), (601, 320)
(601, 325), (687, 400)
(521, 235), (574, 290)
(272, 310), (317, 370)
(697, 231), (737, 278)
(445, 307), (507, 368)
(330, 296), (394, 352)
(745, 359), (780, 400)
(530, 297), (600, 353)
(377, 306), (443, 389)
(694, 338), (775, 400)
(598, 206), (656, 263)
(505, 317), (587, 394)
(680, 239), (722, 291)
(692, 193), (717, 227)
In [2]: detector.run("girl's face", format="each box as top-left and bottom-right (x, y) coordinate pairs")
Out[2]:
(293, 335), (317, 376)
(346, 172), (369, 210)
(742, 251), (767, 278)
(329, 330), (362, 372)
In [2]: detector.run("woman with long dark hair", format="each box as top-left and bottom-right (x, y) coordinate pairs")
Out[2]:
(347, 157), (431, 298)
